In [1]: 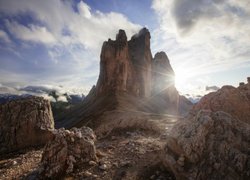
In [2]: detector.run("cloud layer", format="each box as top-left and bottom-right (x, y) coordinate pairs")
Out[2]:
(0, 0), (140, 48)
(151, 0), (250, 94)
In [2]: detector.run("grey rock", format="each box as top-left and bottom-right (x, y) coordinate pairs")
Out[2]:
(162, 110), (250, 179)
(0, 96), (54, 154)
(39, 127), (97, 178)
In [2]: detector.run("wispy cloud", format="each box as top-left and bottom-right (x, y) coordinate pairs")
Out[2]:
(0, 0), (140, 49)
(6, 20), (56, 44)
(0, 29), (11, 43)
(152, 0), (250, 67)
(151, 0), (250, 94)
(0, 0), (141, 93)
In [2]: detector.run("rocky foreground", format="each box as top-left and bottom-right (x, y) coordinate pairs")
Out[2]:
(0, 28), (249, 180)
(0, 96), (54, 154)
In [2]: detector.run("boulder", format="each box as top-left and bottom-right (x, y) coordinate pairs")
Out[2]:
(0, 96), (54, 154)
(39, 127), (97, 178)
(162, 110), (250, 179)
(192, 84), (250, 124)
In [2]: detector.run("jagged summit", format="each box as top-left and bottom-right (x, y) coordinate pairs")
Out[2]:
(154, 51), (171, 65)
(96, 27), (152, 97)
(152, 51), (175, 95)
(55, 28), (192, 130)
(116, 29), (127, 42)
(131, 27), (150, 39)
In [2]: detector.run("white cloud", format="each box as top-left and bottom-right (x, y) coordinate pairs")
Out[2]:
(57, 95), (67, 102)
(6, 20), (56, 44)
(0, 0), (141, 95)
(152, 0), (250, 60)
(1, 0), (141, 49)
(78, 1), (91, 19)
(151, 0), (250, 95)
(0, 83), (86, 102)
(0, 30), (11, 43)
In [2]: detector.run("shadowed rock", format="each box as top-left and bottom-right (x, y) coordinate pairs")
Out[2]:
(96, 28), (152, 97)
(192, 83), (250, 124)
(0, 96), (54, 154)
(162, 110), (250, 179)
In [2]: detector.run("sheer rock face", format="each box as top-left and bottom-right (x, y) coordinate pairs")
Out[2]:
(96, 28), (152, 97)
(0, 96), (54, 154)
(151, 52), (179, 112)
(162, 110), (250, 180)
(55, 28), (193, 129)
(192, 84), (250, 124)
(128, 28), (152, 97)
(40, 127), (97, 178)
(152, 51), (175, 95)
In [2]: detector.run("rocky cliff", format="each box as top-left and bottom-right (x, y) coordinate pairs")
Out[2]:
(152, 51), (175, 95)
(192, 78), (250, 124)
(162, 110), (250, 179)
(96, 28), (152, 97)
(0, 96), (54, 154)
(147, 51), (180, 114)
(160, 79), (250, 179)
(55, 28), (192, 131)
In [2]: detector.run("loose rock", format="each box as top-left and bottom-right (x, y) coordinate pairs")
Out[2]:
(39, 127), (97, 178)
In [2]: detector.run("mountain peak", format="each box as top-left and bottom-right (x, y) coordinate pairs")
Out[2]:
(116, 29), (127, 42)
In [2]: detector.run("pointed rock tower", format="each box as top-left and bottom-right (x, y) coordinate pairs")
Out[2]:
(96, 28), (152, 97)
(55, 28), (192, 131)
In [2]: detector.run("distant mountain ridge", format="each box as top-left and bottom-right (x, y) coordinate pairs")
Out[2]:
(0, 86), (85, 119)
(0, 94), (32, 104)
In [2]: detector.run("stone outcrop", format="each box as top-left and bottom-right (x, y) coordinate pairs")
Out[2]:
(162, 110), (250, 179)
(0, 96), (54, 154)
(128, 28), (152, 97)
(39, 127), (97, 178)
(55, 28), (192, 129)
(96, 28), (152, 97)
(192, 82), (250, 124)
(151, 51), (179, 113)
(152, 51), (175, 94)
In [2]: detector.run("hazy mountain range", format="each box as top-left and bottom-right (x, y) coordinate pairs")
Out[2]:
(0, 83), (220, 104)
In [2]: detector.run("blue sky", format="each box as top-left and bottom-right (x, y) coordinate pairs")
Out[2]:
(0, 0), (250, 97)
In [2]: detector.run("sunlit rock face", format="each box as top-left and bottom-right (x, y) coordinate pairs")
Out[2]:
(96, 28), (152, 97)
(0, 96), (54, 154)
(152, 51), (175, 95)
(150, 51), (180, 114)
(162, 110), (250, 179)
(192, 82), (250, 124)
